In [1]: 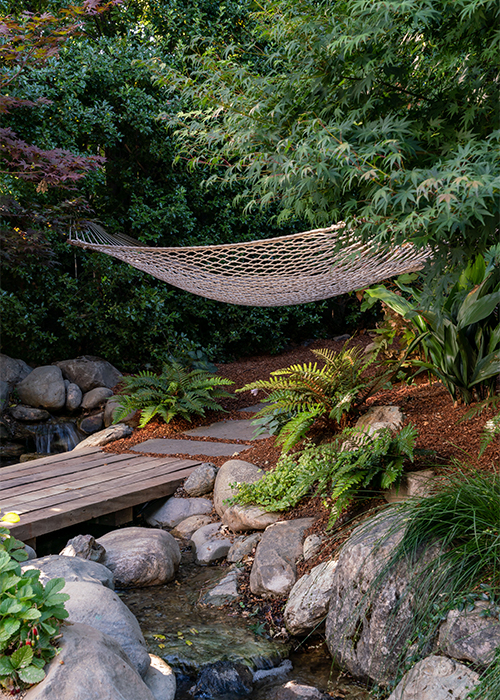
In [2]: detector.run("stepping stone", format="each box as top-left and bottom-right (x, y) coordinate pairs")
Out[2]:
(131, 439), (248, 457)
(184, 419), (269, 441)
(240, 403), (267, 414)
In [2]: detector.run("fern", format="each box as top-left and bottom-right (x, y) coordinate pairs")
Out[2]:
(237, 342), (395, 450)
(112, 361), (233, 428)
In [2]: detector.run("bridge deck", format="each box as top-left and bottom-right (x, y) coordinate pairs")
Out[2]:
(0, 447), (201, 541)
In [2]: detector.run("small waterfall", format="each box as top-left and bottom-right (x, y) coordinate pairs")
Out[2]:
(33, 421), (81, 454)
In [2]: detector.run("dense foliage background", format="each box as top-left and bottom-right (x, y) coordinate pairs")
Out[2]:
(0, 0), (364, 369)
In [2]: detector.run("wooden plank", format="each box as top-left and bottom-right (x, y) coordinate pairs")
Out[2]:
(8, 464), (198, 540)
(0, 448), (102, 476)
(1, 454), (174, 501)
(4, 458), (196, 512)
(0, 453), (137, 490)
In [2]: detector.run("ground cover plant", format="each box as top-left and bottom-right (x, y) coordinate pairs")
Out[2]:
(0, 513), (69, 693)
(237, 343), (396, 451)
(112, 360), (234, 428)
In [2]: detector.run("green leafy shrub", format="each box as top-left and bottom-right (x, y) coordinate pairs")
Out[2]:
(0, 514), (69, 693)
(462, 394), (500, 457)
(237, 344), (396, 450)
(230, 424), (417, 517)
(113, 360), (234, 428)
(363, 247), (500, 404)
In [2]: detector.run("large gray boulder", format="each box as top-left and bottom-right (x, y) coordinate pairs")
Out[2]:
(213, 459), (267, 517)
(183, 462), (218, 497)
(81, 386), (114, 410)
(22, 554), (114, 589)
(63, 580), (150, 677)
(0, 379), (10, 410)
(143, 654), (176, 700)
(437, 602), (500, 667)
(0, 353), (32, 385)
(10, 405), (50, 421)
(190, 522), (232, 566)
(325, 513), (438, 684)
(17, 365), (66, 410)
(65, 382), (82, 411)
(250, 518), (315, 597)
(24, 623), (156, 700)
(56, 355), (122, 392)
(170, 514), (214, 541)
(96, 527), (181, 587)
(145, 496), (213, 529)
(284, 560), (338, 635)
(386, 655), (480, 700)
(223, 504), (281, 532)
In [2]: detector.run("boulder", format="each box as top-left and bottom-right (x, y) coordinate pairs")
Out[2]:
(437, 601), (500, 667)
(9, 405), (50, 421)
(143, 654), (176, 700)
(252, 660), (293, 689)
(199, 568), (242, 607)
(73, 423), (133, 450)
(250, 518), (315, 597)
(65, 382), (82, 411)
(213, 459), (266, 517)
(22, 555), (114, 589)
(192, 661), (253, 699)
(0, 379), (10, 410)
(104, 398), (138, 427)
(81, 386), (114, 410)
(24, 543), (37, 560)
(227, 533), (262, 563)
(63, 580), (150, 677)
(79, 412), (104, 434)
(0, 354), (32, 385)
(56, 355), (122, 392)
(190, 522), (232, 565)
(272, 680), (329, 699)
(387, 655), (480, 700)
(145, 496), (213, 529)
(183, 462), (218, 496)
(284, 560), (338, 635)
(303, 534), (323, 561)
(170, 514), (213, 541)
(355, 405), (403, 433)
(0, 442), (24, 458)
(96, 527), (181, 587)
(59, 534), (106, 562)
(385, 469), (435, 503)
(17, 365), (66, 410)
(325, 513), (438, 684)
(223, 504), (281, 532)
(23, 623), (156, 700)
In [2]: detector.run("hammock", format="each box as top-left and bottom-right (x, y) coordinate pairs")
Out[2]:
(68, 222), (430, 307)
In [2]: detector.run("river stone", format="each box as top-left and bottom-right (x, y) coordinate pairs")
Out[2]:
(143, 654), (176, 700)
(355, 405), (403, 432)
(81, 386), (114, 410)
(386, 655), (480, 700)
(253, 660), (293, 688)
(63, 580), (150, 677)
(199, 568), (242, 607)
(170, 514), (214, 540)
(227, 533), (262, 563)
(193, 661), (253, 699)
(0, 379), (10, 410)
(213, 459), (266, 517)
(190, 522), (232, 565)
(24, 543), (37, 560)
(0, 353), (32, 385)
(56, 355), (122, 392)
(437, 601), (500, 666)
(96, 527), (181, 587)
(250, 518), (315, 597)
(145, 496), (213, 529)
(272, 680), (329, 699)
(79, 412), (104, 434)
(22, 554), (114, 589)
(73, 423), (133, 450)
(66, 381), (82, 411)
(0, 442), (24, 457)
(303, 534), (323, 561)
(284, 560), (338, 635)
(104, 397), (138, 427)
(24, 623), (156, 700)
(183, 462), (218, 496)
(17, 365), (66, 410)
(223, 504), (282, 532)
(325, 513), (439, 684)
(60, 534), (106, 562)
(9, 405), (50, 421)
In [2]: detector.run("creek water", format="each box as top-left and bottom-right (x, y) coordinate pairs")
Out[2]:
(32, 420), (81, 454)
(121, 555), (371, 700)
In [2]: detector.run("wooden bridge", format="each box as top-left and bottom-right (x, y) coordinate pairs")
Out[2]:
(0, 447), (201, 544)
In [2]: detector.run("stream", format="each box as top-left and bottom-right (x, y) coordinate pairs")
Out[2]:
(120, 553), (371, 700)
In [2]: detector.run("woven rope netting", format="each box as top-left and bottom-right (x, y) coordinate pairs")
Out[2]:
(68, 222), (430, 307)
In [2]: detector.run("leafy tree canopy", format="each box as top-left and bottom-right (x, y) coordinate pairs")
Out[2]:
(163, 0), (500, 268)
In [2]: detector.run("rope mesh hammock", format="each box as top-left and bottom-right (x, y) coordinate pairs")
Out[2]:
(68, 222), (430, 307)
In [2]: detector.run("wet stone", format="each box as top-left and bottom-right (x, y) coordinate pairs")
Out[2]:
(192, 661), (253, 699)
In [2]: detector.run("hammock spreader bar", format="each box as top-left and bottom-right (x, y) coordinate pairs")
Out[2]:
(68, 222), (430, 307)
